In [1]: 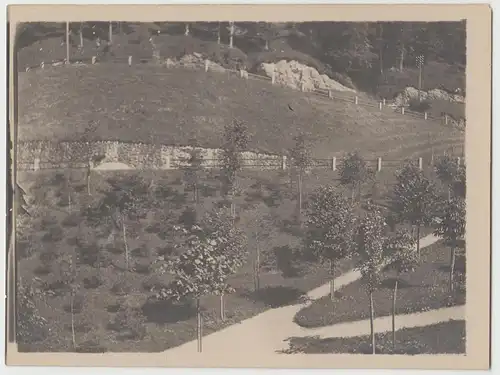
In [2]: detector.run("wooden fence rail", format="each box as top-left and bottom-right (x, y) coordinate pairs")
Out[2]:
(21, 54), (465, 128)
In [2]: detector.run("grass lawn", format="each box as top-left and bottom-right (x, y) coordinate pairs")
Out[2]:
(281, 320), (466, 354)
(293, 241), (466, 328)
(18, 64), (463, 160)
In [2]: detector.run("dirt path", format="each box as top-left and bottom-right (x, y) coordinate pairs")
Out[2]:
(162, 234), (461, 355)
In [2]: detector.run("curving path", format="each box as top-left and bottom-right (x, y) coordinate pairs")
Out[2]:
(162, 234), (463, 356)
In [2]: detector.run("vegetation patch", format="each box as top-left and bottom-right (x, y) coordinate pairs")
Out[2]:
(282, 320), (466, 354)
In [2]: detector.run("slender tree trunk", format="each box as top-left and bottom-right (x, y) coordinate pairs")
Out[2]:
(255, 240), (261, 291)
(449, 246), (456, 293)
(86, 167), (91, 196)
(369, 290), (376, 354)
(416, 224), (421, 260)
(217, 23), (221, 44)
(229, 22), (234, 48)
(220, 293), (225, 321)
(108, 22), (112, 44)
(329, 259), (335, 302)
(79, 26), (84, 48)
(265, 39), (269, 51)
(399, 44), (405, 71)
(193, 182), (198, 203)
(185, 23), (190, 36)
(68, 192), (72, 213)
(392, 278), (399, 351)
(297, 172), (303, 225)
(70, 293), (76, 349)
(122, 221), (129, 270)
(196, 298), (202, 353)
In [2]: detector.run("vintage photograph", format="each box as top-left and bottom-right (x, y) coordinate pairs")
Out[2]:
(6, 6), (490, 367)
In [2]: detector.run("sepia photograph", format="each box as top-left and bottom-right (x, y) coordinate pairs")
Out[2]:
(6, 4), (491, 370)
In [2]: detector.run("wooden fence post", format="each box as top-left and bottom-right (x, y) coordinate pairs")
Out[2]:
(332, 156), (337, 171)
(92, 56), (96, 64)
(401, 107), (405, 115)
(40, 62), (44, 69)
(205, 59), (209, 72)
(354, 96), (358, 105)
(377, 157), (382, 172)
(418, 157), (423, 170)
(328, 90), (332, 99)
(128, 56), (132, 66)
(379, 102), (382, 110)
(164, 155), (171, 170)
(424, 112), (428, 120)
(282, 155), (287, 170)
(301, 82), (306, 92)
(445, 114), (449, 125)
(271, 69), (276, 84)
(33, 157), (40, 171)
(383, 98), (386, 106)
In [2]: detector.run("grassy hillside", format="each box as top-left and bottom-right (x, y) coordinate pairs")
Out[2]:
(18, 64), (463, 160)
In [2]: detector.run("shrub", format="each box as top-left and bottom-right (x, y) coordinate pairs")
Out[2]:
(83, 275), (103, 289)
(41, 225), (65, 243)
(111, 280), (132, 296)
(75, 340), (108, 353)
(61, 213), (82, 228)
(109, 303), (146, 341)
(408, 98), (432, 113)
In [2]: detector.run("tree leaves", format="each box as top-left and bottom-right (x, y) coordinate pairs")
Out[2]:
(391, 162), (438, 226)
(434, 196), (465, 246)
(355, 208), (387, 292)
(155, 208), (248, 301)
(305, 186), (357, 263)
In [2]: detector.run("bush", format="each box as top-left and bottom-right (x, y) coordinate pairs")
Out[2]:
(83, 275), (103, 289)
(75, 340), (108, 353)
(17, 283), (48, 344)
(41, 225), (64, 243)
(61, 214), (82, 228)
(111, 280), (132, 296)
(408, 98), (432, 113)
(109, 304), (146, 341)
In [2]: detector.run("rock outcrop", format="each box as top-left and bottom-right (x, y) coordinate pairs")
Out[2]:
(258, 60), (356, 93)
(392, 87), (465, 108)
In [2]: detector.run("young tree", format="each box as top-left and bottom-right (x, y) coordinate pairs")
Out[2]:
(338, 151), (374, 202)
(239, 202), (275, 291)
(156, 221), (246, 352)
(182, 147), (204, 204)
(17, 281), (48, 347)
(305, 186), (357, 302)
(391, 162), (438, 259)
(452, 162), (466, 199)
(383, 229), (418, 351)
(219, 119), (250, 218)
(60, 252), (80, 350)
(87, 175), (150, 270)
(355, 207), (387, 354)
(289, 133), (312, 225)
(202, 208), (247, 320)
(434, 196), (465, 293)
(434, 155), (460, 200)
(80, 120), (105, 196)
